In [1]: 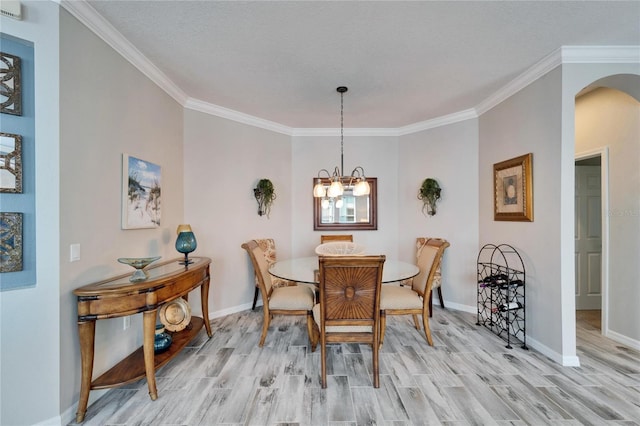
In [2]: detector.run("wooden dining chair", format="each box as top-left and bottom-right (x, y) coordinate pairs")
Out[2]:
(417, 237), (448, 317)
(241, 240), (316, 347)
(380, 238), (449, 346)
(248, 238), (296, 310)
(320, 234), (353, 243)
(311, 255), (385, 388)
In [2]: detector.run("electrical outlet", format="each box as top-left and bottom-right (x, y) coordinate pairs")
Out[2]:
(123, 316), (130, 330)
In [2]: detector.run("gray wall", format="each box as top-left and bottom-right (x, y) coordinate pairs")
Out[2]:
(59, 8), (184, 419)
(183, 109), (293, 315)
(398, 119), (480, 313)
(479, 68), (567, 361)
(0, 2), (61, 425)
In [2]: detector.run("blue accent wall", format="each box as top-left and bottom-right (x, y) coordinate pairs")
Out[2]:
(0, 33), (36, 290)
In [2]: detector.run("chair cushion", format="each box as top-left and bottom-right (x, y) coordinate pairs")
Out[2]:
(269, 285), (314, 310)
(431, 268), (442, 289)
(380, 285), (423, 310)
(312, 304), (372, 333)
(416, 238), (442, 290)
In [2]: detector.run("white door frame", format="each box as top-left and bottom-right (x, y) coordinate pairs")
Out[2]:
(575, 147), (610, 336)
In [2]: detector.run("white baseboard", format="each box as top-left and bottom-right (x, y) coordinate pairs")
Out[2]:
(210, 301), (256, 319)
(442, 301), (476, 315)
(33, 414), (63, 426)
(444, 301), (582, 367)
(605, 329), (640, 351)
(524, 335), (580, 367)
(60, 388), (109, 426)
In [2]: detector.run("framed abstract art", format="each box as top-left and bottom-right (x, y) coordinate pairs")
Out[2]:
(493, 153), (533, 221)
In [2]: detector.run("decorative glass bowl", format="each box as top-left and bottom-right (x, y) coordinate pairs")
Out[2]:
(315, 242), (366, 256)
(117, 256), (161, 282)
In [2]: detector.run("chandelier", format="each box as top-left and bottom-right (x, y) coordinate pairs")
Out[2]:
(313, 86), (370, 205)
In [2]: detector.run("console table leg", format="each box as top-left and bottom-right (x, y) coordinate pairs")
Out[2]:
(143, 310), (158, 400)
(76, 319), (96, 423)
(201, 274), (212, 338)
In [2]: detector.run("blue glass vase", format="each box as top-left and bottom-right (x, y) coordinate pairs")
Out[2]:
(154, 324), (172, 354)
(176, 225), (197, 265)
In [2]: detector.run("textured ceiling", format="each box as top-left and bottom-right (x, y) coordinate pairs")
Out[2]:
(83, 1), (640, 129)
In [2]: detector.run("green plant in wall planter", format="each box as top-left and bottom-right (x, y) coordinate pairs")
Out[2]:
(418, 178), (442, 216)
(253, 178), (276, 218)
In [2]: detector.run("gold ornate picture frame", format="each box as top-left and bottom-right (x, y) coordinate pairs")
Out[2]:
(493, 153), (533, 221)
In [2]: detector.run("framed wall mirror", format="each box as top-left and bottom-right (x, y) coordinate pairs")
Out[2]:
(0, 132), (22, 193)
(314, 177), (377, 230)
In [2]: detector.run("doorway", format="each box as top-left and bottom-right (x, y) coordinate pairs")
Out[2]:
(574, 150), (608, 334)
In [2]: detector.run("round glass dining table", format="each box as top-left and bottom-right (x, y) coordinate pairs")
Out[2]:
(269, 256), (419, 284)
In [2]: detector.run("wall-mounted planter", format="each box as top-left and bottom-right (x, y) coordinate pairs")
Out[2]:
(418, 178), (441, 216)
(253, 178), (276, 217)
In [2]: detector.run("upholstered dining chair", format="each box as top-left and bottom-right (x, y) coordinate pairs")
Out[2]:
(418, 237), (448, 317)
(241, 240), (316, 347)
(379, 238), (449, 346)
(400, 237), (448, 317)
(248, 238), (295, 310)
(320, 234), (353, 243)
(311, 255), (385, 388)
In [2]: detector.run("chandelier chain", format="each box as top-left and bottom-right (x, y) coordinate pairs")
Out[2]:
(340, 89), (344, 175)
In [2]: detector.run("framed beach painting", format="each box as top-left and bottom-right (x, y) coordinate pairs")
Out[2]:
(122, 154), (161, 229)
(493, 153), (533, 222)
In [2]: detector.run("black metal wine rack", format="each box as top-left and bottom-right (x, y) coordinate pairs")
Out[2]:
(476, 243), (527, 349)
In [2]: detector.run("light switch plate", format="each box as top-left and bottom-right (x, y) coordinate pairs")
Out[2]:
(70, 243), (81, 262)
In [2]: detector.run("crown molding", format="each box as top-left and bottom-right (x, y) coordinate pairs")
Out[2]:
(52, 3), (639, 136)
(58, 0), (188, 105)
(475, 45), (639, 116)
(184, 98), (292, 135)
(291, 128), (400, 137)
(475, 47), (563, 116)
(396, 108), (478, 136)
(561, 45), (640, 63)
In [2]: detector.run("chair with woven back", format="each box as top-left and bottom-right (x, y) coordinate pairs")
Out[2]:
(311, 255), (385, 388)
(417, 237), (448, 317)
(380, 238), (449, 346)
(248, 238), (295, 310)
(241, 240), (316, 347)
(320, 234), (353, 244)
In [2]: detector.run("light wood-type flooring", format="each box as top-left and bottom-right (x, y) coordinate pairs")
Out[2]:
(74, 307), (640, 425)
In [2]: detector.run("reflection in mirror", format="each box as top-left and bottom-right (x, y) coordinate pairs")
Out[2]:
(314, 177), (377, 230)
(0, 132), (22, 193)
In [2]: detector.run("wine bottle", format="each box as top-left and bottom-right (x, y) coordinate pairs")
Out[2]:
(493, 273), (508, 286)
(499, 279), (524, 290)
(498, 302), (522, 311)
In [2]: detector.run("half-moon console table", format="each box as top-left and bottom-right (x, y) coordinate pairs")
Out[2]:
(73, 257), (212, 423)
